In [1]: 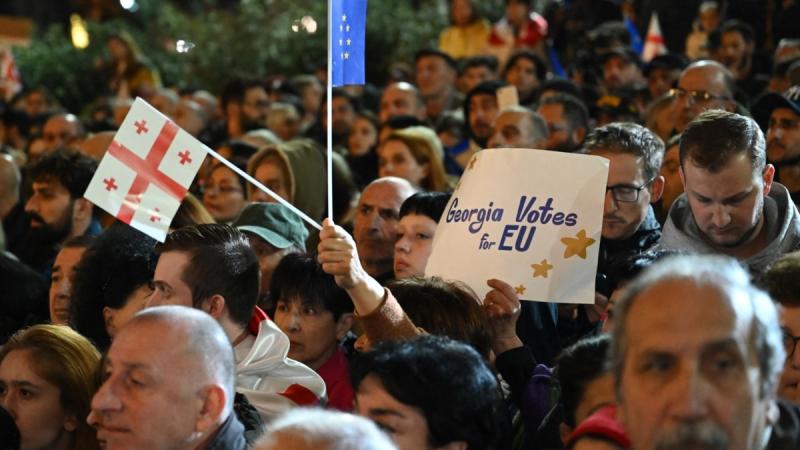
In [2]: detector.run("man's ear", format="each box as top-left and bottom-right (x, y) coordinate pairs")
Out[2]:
(195, 384), (227, 433)
(202, 295), (226, 320)
(103, 306), (116, 335)
(762, 164), (775, 196)
(335, 313), (354, 341)
(649, 175), (665, 203)
(559, 423), (573, 446)
(72, 197), (93, 221)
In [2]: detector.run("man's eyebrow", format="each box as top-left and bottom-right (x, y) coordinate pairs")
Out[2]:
(722, 188), (753, 203)
(700, 337), (741, 355)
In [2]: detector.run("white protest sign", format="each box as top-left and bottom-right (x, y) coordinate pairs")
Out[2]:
(425, 149), (608, 304)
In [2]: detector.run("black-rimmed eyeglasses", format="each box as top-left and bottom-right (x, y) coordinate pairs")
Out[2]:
(606, 177), (656, 203)
(783, 327), (800, 359)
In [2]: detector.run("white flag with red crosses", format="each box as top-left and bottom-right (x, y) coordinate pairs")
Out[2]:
(84, 97), (207, 242)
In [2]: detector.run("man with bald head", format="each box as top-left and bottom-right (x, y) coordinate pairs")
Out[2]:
(41, 113), (85, 153)
(610, 255), (800, 450)
(88, 305), (248, 450)
(671, 60), (737, 133)
(379, 82), (426, 123)
(487, 106), (549, 149)
(353, 177), (416, 283)
(254, 409), (396, 450)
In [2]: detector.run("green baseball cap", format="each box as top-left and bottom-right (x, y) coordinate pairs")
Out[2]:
(233, 203), (308, 250)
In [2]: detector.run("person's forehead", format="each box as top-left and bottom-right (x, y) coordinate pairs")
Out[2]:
(683, 153), (757, 187)
(400, 213), (437, 228)
(594, 151), (645, 180)
(625, 279), (747, 349)
(471, 93), (497, 106)
(32, 177), (68, 193)
(210, 165), (239, 182)
(771, 107), (800, 121)
(418, 55), (448, 70)
(245, 86), (268, 99)
(360, 182), (406, 208)
(54, 246), (86, 267)
(722, 30), (746, 44)
(679, 67), (726, 93)
(156, 250), (192, 278)
(497, 111), (530, 129)
(110, 321), (187, 371)
(538, 103), (564, 120)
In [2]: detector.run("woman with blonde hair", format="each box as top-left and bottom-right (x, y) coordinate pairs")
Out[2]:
(0, 324), (101, 450)
(247, 145), (296, 204)
(378, 126), (449, 192)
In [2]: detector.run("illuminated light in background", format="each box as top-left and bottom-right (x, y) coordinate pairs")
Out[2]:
(70, 14), (89, 49)
(301, 16), (317, 33)
(291, 16), (317, 33)
(119, 0), (137, 10)
(175, 39), (196, 53)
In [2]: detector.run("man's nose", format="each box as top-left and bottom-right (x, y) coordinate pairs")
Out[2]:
(91, 378), (122, 415)
(604, 190), (618, 213)
(669, 365), (711, 421)
(711, 205), (731, 228)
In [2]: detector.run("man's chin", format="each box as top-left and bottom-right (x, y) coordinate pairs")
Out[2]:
(29, 225), (70, 244)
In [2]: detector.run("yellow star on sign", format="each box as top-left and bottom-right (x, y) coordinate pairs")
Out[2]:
(531, 259), (554, 278)
(514, 284), (526, 295)
(561, 229), (597, 259)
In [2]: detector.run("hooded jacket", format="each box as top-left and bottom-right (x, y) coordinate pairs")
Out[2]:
(659, 183), (800, 275)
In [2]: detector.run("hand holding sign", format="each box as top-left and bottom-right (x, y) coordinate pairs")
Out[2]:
(426, 148), (609, 304)
(484, 278), (524, 355)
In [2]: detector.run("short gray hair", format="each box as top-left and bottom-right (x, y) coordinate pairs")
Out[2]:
(255, 408), (397, 450)
(131, 306), (236, 413)
(609, 255), (785, 399)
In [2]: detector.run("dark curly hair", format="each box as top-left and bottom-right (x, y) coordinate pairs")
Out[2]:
(28, 149), (97, 198)
(70, 223), (157, 350)
(351, 335), (508, 450)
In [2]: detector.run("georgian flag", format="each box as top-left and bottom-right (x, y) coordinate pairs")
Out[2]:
(84, 97), (206, 242)
(642, 12), (667, 63)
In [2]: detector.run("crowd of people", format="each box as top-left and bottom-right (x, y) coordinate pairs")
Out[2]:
(3, 0), (800, 449)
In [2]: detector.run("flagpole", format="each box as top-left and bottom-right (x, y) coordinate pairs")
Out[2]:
(326, 0), (334, 223)
(205, 147), (322, 230)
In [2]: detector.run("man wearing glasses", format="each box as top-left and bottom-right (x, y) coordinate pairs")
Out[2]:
(660, 110), (800, 275)
(584, 122), (665, 271)
(671, 60), (736, 133)
(763, 251), (800, 405)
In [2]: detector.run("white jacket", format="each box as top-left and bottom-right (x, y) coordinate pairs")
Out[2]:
(235, 318), (327, 422)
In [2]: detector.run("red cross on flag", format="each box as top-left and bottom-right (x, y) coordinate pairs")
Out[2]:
(84, 97), (207, 242)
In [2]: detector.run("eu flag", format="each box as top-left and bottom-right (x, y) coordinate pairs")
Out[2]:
(331, 0), (367, 86)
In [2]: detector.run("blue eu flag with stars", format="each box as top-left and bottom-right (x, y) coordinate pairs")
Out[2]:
(331, 0), (367, 86)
